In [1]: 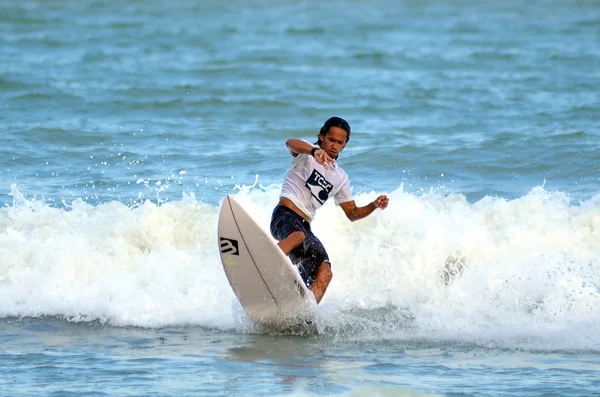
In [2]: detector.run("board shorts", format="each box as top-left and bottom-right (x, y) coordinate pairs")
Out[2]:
(270, 205), (329, 287)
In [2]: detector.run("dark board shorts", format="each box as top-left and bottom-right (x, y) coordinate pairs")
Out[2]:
(270, 205), (329, 287)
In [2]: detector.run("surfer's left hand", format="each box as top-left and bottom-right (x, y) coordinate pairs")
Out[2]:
(373, 195), (389, 209)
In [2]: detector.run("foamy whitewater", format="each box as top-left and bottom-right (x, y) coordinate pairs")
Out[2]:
(3, 183), (599, 351)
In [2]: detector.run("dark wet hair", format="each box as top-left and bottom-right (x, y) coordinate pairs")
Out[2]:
(315, 117), (351, 146)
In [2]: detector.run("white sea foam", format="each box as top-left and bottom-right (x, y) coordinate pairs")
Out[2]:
(1, 184), (599, 349)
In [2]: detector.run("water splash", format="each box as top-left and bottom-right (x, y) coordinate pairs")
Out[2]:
(1, 184), (600, 350)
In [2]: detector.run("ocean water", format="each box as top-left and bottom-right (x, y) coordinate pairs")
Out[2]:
(1, 0), (600, 395)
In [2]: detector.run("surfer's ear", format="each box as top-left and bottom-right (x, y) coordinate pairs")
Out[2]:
(315, 126), (327, 146)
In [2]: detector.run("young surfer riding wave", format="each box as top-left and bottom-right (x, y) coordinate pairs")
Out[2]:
(270, 117), (389, 303)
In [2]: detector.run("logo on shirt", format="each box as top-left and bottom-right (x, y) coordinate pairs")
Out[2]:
(305, 169), (333, 204)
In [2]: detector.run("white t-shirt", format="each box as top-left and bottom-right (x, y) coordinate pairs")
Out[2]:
(280, 149), (353, 221)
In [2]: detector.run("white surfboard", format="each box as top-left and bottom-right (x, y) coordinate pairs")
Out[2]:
(217, 195), (316, 326)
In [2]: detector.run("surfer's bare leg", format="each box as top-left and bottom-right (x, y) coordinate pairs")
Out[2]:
(309, 261), (332, 304)
(277, 231), (305, 256)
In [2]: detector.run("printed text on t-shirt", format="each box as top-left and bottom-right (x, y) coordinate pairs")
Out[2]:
(305, 169), (333, 204)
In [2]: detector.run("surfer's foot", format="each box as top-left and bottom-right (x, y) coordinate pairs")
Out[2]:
(277, 231), (305, 255)
(309, 261), (332, 304)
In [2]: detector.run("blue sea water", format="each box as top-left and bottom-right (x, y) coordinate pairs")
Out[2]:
(1, 0), (600, 395)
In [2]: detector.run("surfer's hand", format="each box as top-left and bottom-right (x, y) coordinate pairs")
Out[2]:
(373, 195), (389, 209)
(313, 149), (335, 170)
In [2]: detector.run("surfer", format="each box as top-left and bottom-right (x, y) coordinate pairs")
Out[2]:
(270, 117), (389, 304)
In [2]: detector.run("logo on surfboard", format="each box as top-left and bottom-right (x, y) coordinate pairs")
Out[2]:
(219, 238), (239, 255)
(305, 169), (333, 204)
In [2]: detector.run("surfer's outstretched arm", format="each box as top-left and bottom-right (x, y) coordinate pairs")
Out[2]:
(340, 195), (389, 222)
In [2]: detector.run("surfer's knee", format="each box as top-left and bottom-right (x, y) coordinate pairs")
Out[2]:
(277, 231), (305, 255)
(288, 231), (305, 245)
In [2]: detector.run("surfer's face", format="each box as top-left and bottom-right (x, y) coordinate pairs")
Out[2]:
(318, 126), (348, 159)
